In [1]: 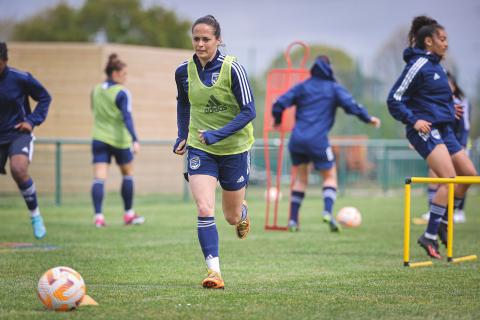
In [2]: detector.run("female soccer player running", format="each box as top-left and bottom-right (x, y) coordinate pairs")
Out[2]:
(90, 54), (144, 227)
(173, 15), (255, 289)
(272, 55), (380, 232)
(387, 16), (477, 259)
(0, 42), (51, 239)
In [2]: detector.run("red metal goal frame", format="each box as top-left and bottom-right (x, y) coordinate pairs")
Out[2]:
(263, 41), (310, 231)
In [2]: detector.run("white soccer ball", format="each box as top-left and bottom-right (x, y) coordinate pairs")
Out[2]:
(37, 266), (86, 311)
(264, 187), (283, 202)
(336, 206), (362, 228)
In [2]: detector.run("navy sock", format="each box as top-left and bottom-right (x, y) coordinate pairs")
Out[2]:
(289, 191), (305, 223)
(121, 176), (134, 211)
(441, 197), (463, 224)
(426, 203), (446, 239)
(197, 216), (219, 258)
(91, 179), (104, 215)
(458, 197), (465, 210)
(18, 178), (38, 210)
(427, 187), (437, 207)
(323, 186), (337, 215)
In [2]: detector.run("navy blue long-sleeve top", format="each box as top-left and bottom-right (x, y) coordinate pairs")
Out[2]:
(0, 66), (52, 144)
(272, 57), (372, 151)
(174, 50), (256, 149)
(387, 47), (455, 126)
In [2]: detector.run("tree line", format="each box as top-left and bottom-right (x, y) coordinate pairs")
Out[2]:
(10, 0), (191, 49)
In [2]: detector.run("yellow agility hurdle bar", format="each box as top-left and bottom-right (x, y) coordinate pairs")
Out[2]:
(404, 176), (479, 267)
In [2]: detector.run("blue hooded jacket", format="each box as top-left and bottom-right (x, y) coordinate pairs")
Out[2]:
(0, 66), (51, 144)
(387, 47), (455, 126)
(272, 56), (372, 152)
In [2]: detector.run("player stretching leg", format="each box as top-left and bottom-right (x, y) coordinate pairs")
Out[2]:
(174, 15), (255, 289)
(0, 42), (51, 239)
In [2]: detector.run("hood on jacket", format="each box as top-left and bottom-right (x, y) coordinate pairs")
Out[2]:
(403, 47), (441, 64)
(310, 55), (334, 80)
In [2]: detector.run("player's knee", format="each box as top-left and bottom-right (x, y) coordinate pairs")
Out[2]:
(10, 163), (28, 182)
(436, 183), (449, 195)
(120, 165), (133, 176)
(197, 203), (214, 217)
(299, 177), (308, 186)
(294, 180), (307, 190)
(224, 214), (239, 225)
(466, 167), (477, 177)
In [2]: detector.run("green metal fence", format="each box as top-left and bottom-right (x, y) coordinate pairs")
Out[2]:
(2, 138), (478, 205)
(250, 138), (480, 194)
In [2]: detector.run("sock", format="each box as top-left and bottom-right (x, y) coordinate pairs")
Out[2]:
(121, 176), (134, 212)
(441, 197), (463, 224)
(323, 186), (337, 216)
(206, 256), (220, 273)
(240, 203), (248, 221)
(458, 197), (465, 210)
(289, 191), (305, 223)
(30, 207), (40, 218)
(425, 203), (446, 239)
(91, 179), (105, 215)
(427, 187), (437, 207)
(124, 209), (135, 218)
(18, 178), (39, 214)
(197, 216), (219, 272)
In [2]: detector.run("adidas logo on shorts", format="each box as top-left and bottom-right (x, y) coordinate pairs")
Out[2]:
(237, 176), (245, 183)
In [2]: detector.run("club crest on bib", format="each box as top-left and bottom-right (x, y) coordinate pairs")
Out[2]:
(211, 72), (220, 84)
(190, 156), (201, 170)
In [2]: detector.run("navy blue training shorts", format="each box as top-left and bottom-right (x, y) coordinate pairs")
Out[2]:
(289, 145), (335, 171)
(91, 139), (133, 165)
(406, 124), (462, 159)
(187, 146), (250, 191)
(0, 134), (34, 174)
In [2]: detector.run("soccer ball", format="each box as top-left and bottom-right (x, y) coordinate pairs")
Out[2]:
(264, 187), (283, 202)
(336, 207), (362, 228)
(37, 266), (86, 311)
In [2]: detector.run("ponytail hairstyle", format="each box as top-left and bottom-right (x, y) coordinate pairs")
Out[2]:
(192, 15), (221, 39)
(104, 53), (126, 78)
(408, 15), (444, 50)
(0, 42), (8, 61)
(408, 16), (437, 46)
(447, 71), (465, 100)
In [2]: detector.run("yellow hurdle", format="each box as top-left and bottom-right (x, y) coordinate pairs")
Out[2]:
(451, 255), (478, 264)
(447, 183), (454, 261)
(409, 261), (433, 268)
(410, 176), (480, 184)
(403, 183), (411, 266)
(403, 176), (479, 267)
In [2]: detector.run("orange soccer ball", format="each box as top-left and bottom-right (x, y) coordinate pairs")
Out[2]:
(336, 206), (362, 228)
(37, 266), (86, 311)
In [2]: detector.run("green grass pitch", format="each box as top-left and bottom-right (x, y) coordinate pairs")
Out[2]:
(0, 188), (479, 319)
